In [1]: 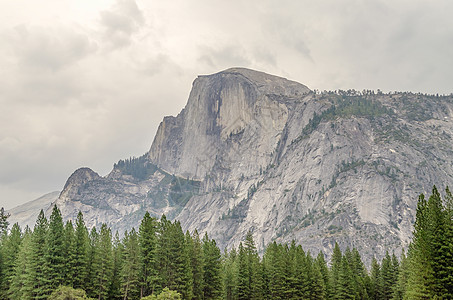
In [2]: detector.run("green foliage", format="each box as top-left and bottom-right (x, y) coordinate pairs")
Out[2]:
(187, 230), (204, 300)
(0, 222), (21, 298)
(142, 287), (182, 300)
(63, 221), (76, 287)
(405, 186), (453, 299)
(95, 223), (114, 299)
(31, 210), (49, 299)
(0, 207), (9, 236)
(8, 227), (32, 300)
(48, 285), (93, 300)
(122, 228), (141, 300)
(139, 211), (159, 297)
(294, 96), (392, 143)
(45, 205), (66, 294)
(114, 154), (157, 180)
(202, 233), (223, 299)
(73, 212), (89, 290)
(2, 189), (452, 300)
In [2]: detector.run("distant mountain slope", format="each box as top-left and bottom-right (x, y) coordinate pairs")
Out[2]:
(7, 191), (60, 229)
(26, 68), (453, 263)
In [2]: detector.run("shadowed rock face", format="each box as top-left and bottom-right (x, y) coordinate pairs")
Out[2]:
(33, 68), (453, 264)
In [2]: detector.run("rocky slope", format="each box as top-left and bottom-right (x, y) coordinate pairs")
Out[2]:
(15, 67), (453, 263)
(7, 191), (59, 230)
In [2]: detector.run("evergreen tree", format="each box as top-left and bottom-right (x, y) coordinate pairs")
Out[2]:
(223, 248), (238, 300)
(351, 248), (369, 299)
(186, 230), (203, 300)
(405, 194), (436, 299)
(263, 242), (286, 299)
(0, 207), (9, 236)
(44, 205), (66, 294)
(30, 210), (49, 300)
(380, 251), (395, 300)
(202, 233), (222, 299)
(95, 223), (113, 299)
(73, 211), (89, 290)
(285, 242), (299, 299)
(237, 232), (262, 300)
(85, 226), (100, 298)
(290, 240), (313, 299)
(316, 252), (332, 298)
(370, 257), (382, 300)
(139, 211), (159, 297)
(237, 243), (250, 300)
(157, 216), (193, 299)
(122, 229), (141, 300)
(393, 250), (408, 300)
(8, 227), (32, 299)
(0, 222), (21, 298)
(331, 242), (342, 297)
(63, 220), (76, 287)
(109, 231), (124, 300)
(306, 252), (325, 300)
(336, 256), (355, 299)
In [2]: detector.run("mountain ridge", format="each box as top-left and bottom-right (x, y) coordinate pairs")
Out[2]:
(9, 68), (453, 263)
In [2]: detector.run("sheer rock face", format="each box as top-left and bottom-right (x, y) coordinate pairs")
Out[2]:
(23, 67), (453, 263)
(148, 68), (310, 180)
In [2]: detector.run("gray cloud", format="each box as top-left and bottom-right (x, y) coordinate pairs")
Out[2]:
(1, 0), (453, 210)
(100, 0), (145, 49)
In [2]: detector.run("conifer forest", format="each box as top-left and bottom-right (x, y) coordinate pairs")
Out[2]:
(1, 186), (452, 299)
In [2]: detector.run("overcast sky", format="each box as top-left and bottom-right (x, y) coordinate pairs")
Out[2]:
(1, 0), (452, 209)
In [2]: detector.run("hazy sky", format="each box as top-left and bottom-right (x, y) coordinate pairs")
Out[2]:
(1, 0), (452, 209)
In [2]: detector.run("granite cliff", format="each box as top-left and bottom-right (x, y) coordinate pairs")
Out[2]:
(15, 68), (453, 262)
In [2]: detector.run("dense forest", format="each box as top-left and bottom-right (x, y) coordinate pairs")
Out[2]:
(0, 186), (452, 299)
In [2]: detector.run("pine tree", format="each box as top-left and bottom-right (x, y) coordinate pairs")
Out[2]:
(44, 205), (66, 295)
(85, 226), (100, 298)
(443, 187), (453, 297)
(202, 233), (222, 299)
(157, 216), (193, 299)
(63, 220), (76, 287)
(351, 248), (369, 299)
(336, 255), (355, 299)
(30, 210), (49, 300)
(0, 207), (9, 236)
(393, 250), (408, 300)
(0, 222), (21, 297)
(237, 232), (262, 300)
(405, 193), (436, 299)
(306, 252), (325, 299)
(139, 211), (159, 297)
(290, 244), (313, 298)
(122, 229), (141, 300)
(237, 243), (250, 300)
(186, 230), (203, 300)
(316, 252), (332, 298)
(96, 223), (114, 299)
(331, 242), (342, 297)
(8, 227), (33, 299)
(223, 248), (238, 300)
(73, 211), (89, 290)
(370, 257), (382, 300)
(285, 242), (300, 299)
(380, 251), (395, 300)
(109, 231), (124, 300)
(263, 241), (286, 299)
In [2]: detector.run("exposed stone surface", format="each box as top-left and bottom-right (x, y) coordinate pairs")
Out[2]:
(9, 68), (453, 264)
(7, 191), (60, 230)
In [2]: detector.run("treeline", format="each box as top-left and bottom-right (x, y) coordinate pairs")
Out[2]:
(0, 186), (452, 299)
(114, 155), (157, 180)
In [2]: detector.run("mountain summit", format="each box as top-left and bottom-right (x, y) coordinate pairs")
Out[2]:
(25, 68), (453, 262)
